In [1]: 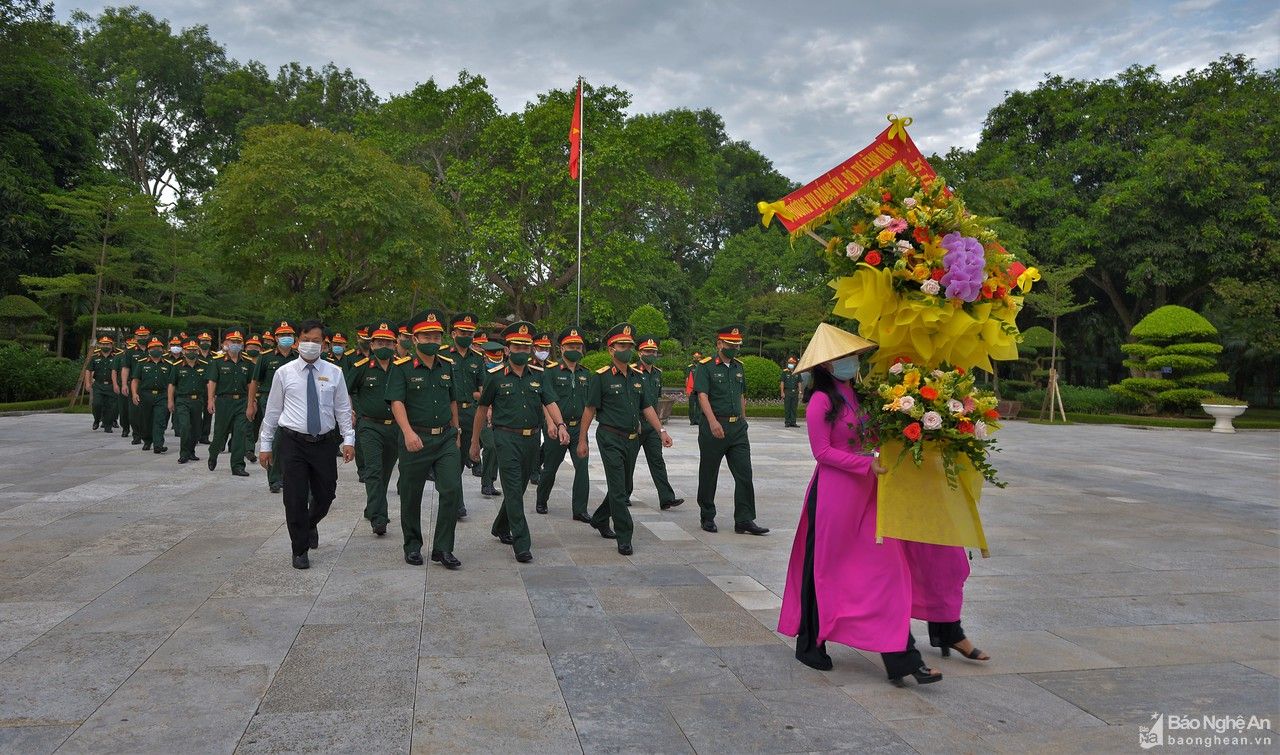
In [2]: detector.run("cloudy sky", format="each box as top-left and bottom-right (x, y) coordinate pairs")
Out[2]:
(62, 0), (1278, 182)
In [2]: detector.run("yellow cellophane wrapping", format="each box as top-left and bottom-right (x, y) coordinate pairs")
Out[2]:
(876, 440), (990, 556)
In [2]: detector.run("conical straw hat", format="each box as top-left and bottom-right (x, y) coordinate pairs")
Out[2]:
(793, 323), (877, 374)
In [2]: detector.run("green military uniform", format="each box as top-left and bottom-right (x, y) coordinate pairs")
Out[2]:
(346, 328), (400, 533)
(113, 341), (138, 438)
(686, 355), (703, 426)
(477, 322), (558, 557)
(781, 361), (802, 427)
(122, 329), (151, 443)
(585, 323), (655, 551)
(631, 339), (679, 508)
(446, 313), (484, 482)
(206, 328), (255, 475)
(195, 332), (216, 443)
(529, 333), (554, 486)
(477, 337), (506, 494)
(386, 310), (464, 561)
(131, 341), (172, 453)
(253, 322), (297, 490)
(693, 325), (758, 527)
(170, 346), (209, 462)
(86, 340), (118, 431)
(535, 327), (591, 517)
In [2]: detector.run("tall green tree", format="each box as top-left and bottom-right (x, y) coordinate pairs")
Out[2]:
(200, 125), (451, 317)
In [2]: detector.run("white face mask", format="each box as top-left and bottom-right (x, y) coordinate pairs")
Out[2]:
(169, 346), (181, 355)
(297, 342), (323, 361)
(534, 350), (550, 361)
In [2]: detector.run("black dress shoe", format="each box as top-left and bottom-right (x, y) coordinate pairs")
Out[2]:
(481, 485), (500, 497)
(426, 470), (436, 482)
(104, 428), (114, 434)
(457, 506), (467, 519)
(189, 453), (200, 461)
(153, 447), (167, 454)
(593, 522), (617, 540)
(142, 441), (152, 451)
(132, 437), (142, 446)
(405, 550), (424, 566)
(232, 468), (249, 477)
(246, 451), (257, 463)
(471, 466), (483, 477)
(617, 543), (634, 556)
(373, 522), (386, 536)
(515, 551), (533, 563)
(308, 528), (319, 549)
(178, 456), (188, 464)
(496, 532), (514, 545)
(734, 520), (770, 536)
(572, 513), (592, 523)
(292, 553), (310, 570)
(269, 483), (281, 494)
(92, 420), (100, 430)
(207, 456), (217, 471)
(535, 502), (548, 515)
(199, 437), (210, 444)
(660, 498), (685, 510)
(701, 520), (718, 533)
(431, 550), (462, 569)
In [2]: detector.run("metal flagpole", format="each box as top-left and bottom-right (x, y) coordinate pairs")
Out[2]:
(575, 77), (584, 327)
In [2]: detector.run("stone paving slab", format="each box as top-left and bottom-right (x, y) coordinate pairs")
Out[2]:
(0, 413), (1275, 752)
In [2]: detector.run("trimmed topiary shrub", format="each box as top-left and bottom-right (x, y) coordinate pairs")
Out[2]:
(627, 304), (670, 340)
(1111, 305), (1227, 413)
(1023, 384), (1139, 414)
(739, 355), (781, 400)
(580, 350), (611, 372)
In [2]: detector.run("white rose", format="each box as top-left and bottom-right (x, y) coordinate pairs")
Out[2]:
(921, 411), (943, 430)
(898, 395), (915, 412)
(903, 197), (918, 208)
(974, 420), (989, 439)
(931, 369), (945, 379)
(920, 279), (940, 296)
(845, 242), (863, 260)
(872, 214), (893, 228)
(896, 239), (912, 252)
(889, 362), (904, 375)
(948, 398), (965, 414)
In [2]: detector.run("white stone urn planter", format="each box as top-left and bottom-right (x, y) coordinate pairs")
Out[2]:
(1201, 402), (1248, 433)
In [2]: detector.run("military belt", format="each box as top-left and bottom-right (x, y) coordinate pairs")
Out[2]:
(219, 393), (243, 399)
(362, 416), (394, 426)
(411, 425), (448, 436)
(459, 401), (472, 409)
(184, 394), (201, 400)
(566, 419), (580, 427)
(714, 414), (740, 423)
(600, 424), (639, 440)
(147, 389), (161, 394)
(494, 425), (537, 437)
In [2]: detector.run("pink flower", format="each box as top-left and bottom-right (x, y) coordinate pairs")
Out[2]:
(922, 411), (943, 430)
(845, 242), (863, 260)
(887, 218), (908, 234)
(920, 280), (940, 296)
(873, 214), (893, 228)
(974, 420), (989, 439)
(889, 362), (904, 375)
(963, 396), (976, 413)
(898, 396), (916, 412)
(947, 398), (964, 414)
(903, 197), (918, 208)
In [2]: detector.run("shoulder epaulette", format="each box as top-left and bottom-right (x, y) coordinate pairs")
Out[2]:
(353, 357), (369, 367)
(699, 356), (713, 364)
(212, 353), (225, 360)
(488, 364), (505, 374)
(545, 360), (559, 368)
(529, 363), (543, 372)
(596, 365), (611, 374)
(437, 354), (454, 364)
(166, 358), (180, 366)
(244, 355), (257, 363)
(197, 358), (209, 365)
(393, 355), (412, 365)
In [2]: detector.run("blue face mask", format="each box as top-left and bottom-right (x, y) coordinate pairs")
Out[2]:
(830, 356), (860, 381)
(332, 345), (345, 355)
(485, 359), (503, 369)
(277, 336), (295, 348)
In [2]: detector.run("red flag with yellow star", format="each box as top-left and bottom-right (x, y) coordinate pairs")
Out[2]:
(569, 80), (582, 179)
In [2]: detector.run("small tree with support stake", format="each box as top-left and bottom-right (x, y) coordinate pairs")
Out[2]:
(1024, 262), (1094, 422)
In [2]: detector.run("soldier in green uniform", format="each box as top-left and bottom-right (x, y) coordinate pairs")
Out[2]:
(130, 336), (172, 453)
(781, 355), (801, 427)
(242, 335), (264, 463)
(346, 321), (400, 537)
(168, 338), (208, 463)
(469, 331), (490, 479)
(446, 312), (483, 518)
(248, 321), (296, 492)
(195, 331), (216, 443)
(324, 331), (347, 366)
(206, 328), (255, 476)
(120, 325), (152, 444)
(476, 335), (506, 496)
(685, 351), (703, 426)
(693, 324), (769, 536)
(387, 310), (464, 568)
(113, 336), (137, 439)
(470, 321), (568, 563)
(348, 324), (371, 483)
(535, 327), (592, 520)
(166, 336), (183, 438)
(529, 332), (554, 486)
(630, 335), (684, 510)
(395, 323), (413, 359)
(84, 336), (118, 432)
(576, 323), (672, 555)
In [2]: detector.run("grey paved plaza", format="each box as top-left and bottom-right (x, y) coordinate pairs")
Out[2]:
(0, 413), (1276, 753)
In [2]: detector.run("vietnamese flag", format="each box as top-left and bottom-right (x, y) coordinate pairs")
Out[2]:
(568, 80), (582, 179)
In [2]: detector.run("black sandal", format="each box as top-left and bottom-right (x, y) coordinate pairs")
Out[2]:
(889, 666), (942, 687)
(940, 643), (990, 661)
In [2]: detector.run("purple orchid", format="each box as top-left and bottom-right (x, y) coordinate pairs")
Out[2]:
(939, 232), (986, 302)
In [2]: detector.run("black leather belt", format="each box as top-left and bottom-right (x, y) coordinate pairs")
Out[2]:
(411, 425), (448, 436)
(184, 394), (200, 399)
(147, 389), (161, 394)
(459, 401), (472, 409)
(220, 393), (243, 399)
(281, 427), (338, 444)
(494, 425), (537, 437)
(713, 414), (740, 423)
(362, 416), (394, 425)
(600, 424), (639, 440)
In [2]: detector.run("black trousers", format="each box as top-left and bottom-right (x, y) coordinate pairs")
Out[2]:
(278, 430), (338, 556)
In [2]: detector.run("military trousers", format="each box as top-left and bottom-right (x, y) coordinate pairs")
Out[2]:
(210, 395), (251, 473)
(590, 428), (639, 547)
(695, 417), (757, 525)
(136, 390), (169, 450)
(480, 424), (498, 487)
(129, 392), (146, 441)
(359, 418), (400, 528)
(783, 391), (799, 426)
(687, 392), (701, 426)
(397, 428), (462, 555)
(491, 431), (538, 554)
(457, 404), (476, 468)
(173, 395), (203, 460)
(535, 423), (588, 516)
(91, 383), (117, 429)
(117, 390), (132, 436)
(256, 397), (283, 487)
(627, 426), (677, 506)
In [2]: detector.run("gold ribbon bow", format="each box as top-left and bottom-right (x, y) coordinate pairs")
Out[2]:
(1017, 266), (1041, 293)
(756, 199), (789, 228)
(886, 114), (914, 142)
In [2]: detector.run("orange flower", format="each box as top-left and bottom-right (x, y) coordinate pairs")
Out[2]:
(984, 409), (1000, 419)
(919, 386), (938, 401)
(957, 420), (975, 434)
(913, 227), (930, 244)
(903, 422), (922, 441)
(864, 250), (882, 266)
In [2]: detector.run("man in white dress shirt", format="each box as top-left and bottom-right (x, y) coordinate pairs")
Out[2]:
(258, 319), (356, 569)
